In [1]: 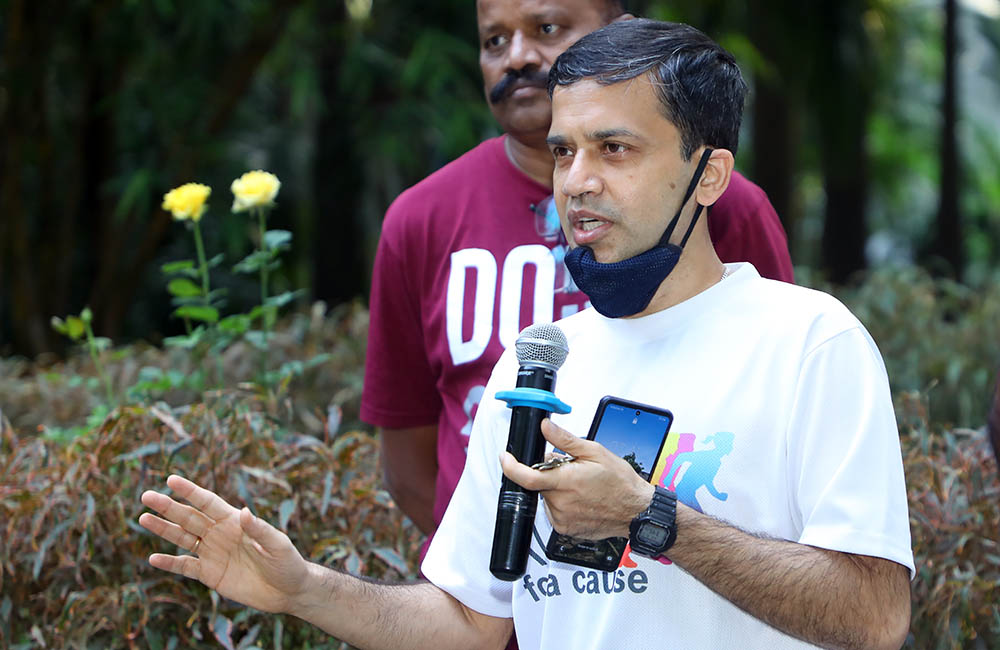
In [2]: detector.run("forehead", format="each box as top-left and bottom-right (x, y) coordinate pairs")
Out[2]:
(476, 0), (605, 32)
(550, 78), (675, 139)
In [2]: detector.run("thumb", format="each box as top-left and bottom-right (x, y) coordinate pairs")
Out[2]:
(540, 418), (596, 458)
(239, 507), (287, 552)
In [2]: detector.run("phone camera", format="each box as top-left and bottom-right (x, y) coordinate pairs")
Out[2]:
(635, 410), (641, 416)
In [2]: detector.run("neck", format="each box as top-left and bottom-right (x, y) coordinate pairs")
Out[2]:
(629, 225), (726, 318)
(505, 134), (555, 188)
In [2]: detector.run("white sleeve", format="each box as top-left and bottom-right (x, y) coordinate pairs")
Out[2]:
(786, 326), (915, 577)
(421, 352), (518, 618)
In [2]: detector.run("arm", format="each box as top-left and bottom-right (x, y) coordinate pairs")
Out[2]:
(502, 420), (910, 650)
(669, 505), (910, 650)
(139, 475), (511, 650)
(379, 425), (439, 535)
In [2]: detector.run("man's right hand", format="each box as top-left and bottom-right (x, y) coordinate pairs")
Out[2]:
(139, 474), (309, 614)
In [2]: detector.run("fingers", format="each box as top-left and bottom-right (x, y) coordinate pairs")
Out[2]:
(141, 489), (215, 539)
(540, 419), (600, 459)
(500, 451), (560, 491)
(139, 512), (203, 552)
(149, 552), (202, 581)
(166, 474), (238, 520)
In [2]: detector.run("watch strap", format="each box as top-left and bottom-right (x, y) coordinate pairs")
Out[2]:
(629, 486), (678, 558)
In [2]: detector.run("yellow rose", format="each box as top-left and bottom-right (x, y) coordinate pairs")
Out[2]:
(162, 183), (211, 221)
(231, 170), (281, 213)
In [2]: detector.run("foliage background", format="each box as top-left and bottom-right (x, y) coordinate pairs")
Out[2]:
(1, 0), (999, 359)
(1, 0), (999, 648)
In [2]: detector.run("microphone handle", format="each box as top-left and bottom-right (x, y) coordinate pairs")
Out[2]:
(490, 365), (555, 581)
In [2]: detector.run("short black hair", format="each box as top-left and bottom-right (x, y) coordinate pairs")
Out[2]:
(548, 19), (747, 160)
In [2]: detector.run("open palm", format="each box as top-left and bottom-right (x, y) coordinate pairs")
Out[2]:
(139, 474), (309, 613)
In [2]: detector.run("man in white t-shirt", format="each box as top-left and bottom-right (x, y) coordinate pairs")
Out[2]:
(138, 19), (913, 650)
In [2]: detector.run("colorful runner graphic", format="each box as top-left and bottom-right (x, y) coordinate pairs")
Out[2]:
(621, 431), (734, 568)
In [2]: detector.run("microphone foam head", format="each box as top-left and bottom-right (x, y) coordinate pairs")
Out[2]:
(515, 324), (569, 370)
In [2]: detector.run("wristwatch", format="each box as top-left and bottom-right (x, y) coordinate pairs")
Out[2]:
(628, 486), (678, 558)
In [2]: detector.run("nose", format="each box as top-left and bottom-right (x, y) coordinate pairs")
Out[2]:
(559, 151), (603, 199)
(505, 30), (542, 72)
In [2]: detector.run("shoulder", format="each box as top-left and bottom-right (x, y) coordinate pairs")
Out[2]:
(739, 272), (866, 350)
(376, 137), (506, 254)
(385, 137), (506, 221)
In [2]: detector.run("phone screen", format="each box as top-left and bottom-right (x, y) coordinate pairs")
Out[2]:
(591, 401), (673, 481)
(545, 397), (673, 572)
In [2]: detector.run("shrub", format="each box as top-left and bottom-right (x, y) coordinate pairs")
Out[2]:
(807, 266), (1000, 429)
(900, 392), (1000, 648)
(2, 266), (999, 647)
(0, 396), (421, 649)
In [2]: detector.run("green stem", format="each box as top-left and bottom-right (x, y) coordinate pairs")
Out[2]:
(193, 220), (223, 388)
(85, 322), (115, 406)
(258, 207), (270, 382)
(258, 207), (269, 314)
(192, 221), (211, 306)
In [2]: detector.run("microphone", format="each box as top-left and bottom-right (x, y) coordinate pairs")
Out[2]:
(490, 324), (571, 581)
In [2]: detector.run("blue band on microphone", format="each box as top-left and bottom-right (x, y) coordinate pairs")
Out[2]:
(495, 388), (572, 414)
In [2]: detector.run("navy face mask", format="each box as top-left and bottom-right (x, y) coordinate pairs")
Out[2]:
(564, 148), (714, 318)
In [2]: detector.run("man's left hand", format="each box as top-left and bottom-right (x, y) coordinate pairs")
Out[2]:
(499, 418), (654, 539)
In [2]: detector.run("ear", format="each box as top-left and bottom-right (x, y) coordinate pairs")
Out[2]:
(695, 148), (734, 207)
(611, 12), (636, 23)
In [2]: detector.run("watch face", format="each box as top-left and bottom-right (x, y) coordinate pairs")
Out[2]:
(637, 521), (670, 547)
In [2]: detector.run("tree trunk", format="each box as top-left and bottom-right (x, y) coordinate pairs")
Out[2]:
(817, 1), (871, 284)
(751, 77), (796, 243)
(931, 0), (962, 277)
(312, 4), (367, 307)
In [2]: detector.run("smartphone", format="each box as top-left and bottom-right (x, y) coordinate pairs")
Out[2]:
(544, 396), (673, 572)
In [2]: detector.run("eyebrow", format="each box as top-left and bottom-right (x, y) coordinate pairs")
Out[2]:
(546, 129), (643, 147)
(590, 128), (641, 141)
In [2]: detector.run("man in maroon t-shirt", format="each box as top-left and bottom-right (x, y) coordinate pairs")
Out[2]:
(361, 0), (794, 545)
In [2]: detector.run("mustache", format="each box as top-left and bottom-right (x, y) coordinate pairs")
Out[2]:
(488, 67), (550, 104)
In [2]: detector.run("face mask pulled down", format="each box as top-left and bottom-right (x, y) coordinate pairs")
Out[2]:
(564, 148), (714, 319)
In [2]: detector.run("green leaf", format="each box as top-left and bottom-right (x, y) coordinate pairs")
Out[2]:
(344, 551), (362, 576)
(211, 615), (236, 650)
(372, 547), (411, 576)
(305, 353), (333, 368)
(245, 330), (269, 350)
(207, 253), (225, 268)
(33, 519), (76, 579)
(172, 305), (219, 323)
(219, 314), (251, 334)
(278, 360), (304, 377)
(263, 229), (292, 250)
(164, 330), (205, 349)
(92, 337), (112, 351)
(51, 316), (68, 335)
(167, 278), (203, 298)
(80, 307), (93, 323)
(114, 442), (164, 463)
(264, 290), (304, 309)
(161, 260), (195, 274)
(66, 316), (86, 341)
(278, 498), (296, 530)
(233, 251), (270, 274)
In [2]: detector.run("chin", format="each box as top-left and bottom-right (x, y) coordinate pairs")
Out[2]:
(495, 108), (553, 140)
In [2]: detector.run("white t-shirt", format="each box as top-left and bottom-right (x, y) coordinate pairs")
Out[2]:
(422, 263), (914, 649)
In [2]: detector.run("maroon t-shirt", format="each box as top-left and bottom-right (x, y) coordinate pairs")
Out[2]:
(361, 135), (792, 533)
